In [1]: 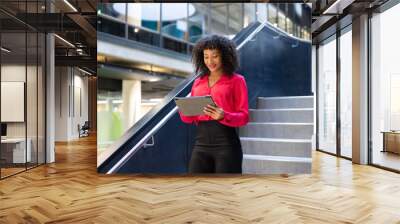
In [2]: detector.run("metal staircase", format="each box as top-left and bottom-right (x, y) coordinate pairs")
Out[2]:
(240, 96), (314, 174)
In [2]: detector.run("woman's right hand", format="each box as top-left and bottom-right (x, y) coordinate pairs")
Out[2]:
(203, 104), (224, 120)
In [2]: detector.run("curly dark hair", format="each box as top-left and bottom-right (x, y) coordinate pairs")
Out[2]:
(192, 35), (239, 76)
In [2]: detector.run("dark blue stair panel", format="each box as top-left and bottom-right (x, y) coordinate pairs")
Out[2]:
(237, 26), (312, 109)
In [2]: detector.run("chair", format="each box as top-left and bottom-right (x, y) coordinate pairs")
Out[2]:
(78, 121), (90, 138)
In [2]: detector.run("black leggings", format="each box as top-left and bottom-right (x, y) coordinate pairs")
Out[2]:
(188, 121), (243, 173)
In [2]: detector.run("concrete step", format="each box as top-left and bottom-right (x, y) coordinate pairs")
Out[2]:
(242, 154), (312, 174)
(240, 137), (311, 157)
(239, 122), (313, 139)
(250, 108), (313, 123)
(257, 96), (314, 109)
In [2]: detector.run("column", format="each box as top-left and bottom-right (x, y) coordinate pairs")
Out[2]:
(352, 14), (369, 164)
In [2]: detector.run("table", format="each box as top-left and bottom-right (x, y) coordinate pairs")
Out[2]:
(1, 138), (31, 163)
(381, 131), (400, 154)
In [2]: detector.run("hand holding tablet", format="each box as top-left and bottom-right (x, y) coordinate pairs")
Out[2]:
(174, 95), (217, 116)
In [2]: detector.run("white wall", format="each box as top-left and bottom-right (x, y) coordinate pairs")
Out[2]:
(55, 66), (68, 141)
(55, 67), (89, 141)
(72, 73), (89, 138)
(1, 65), (34, 138)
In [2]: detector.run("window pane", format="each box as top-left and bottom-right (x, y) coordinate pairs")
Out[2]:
(244, 3), (256, 27)
(188, 3), (208, 43)
(210, 3), (228, 36)
(97, 16), (126, 38)
(228, 4), (244, 35)
(258, 3), (268, 23)
(162, 36), (187, 54)
(98, 3), (126, 22)
(161, 3), (188, 41)
(127, 3), (160, 32)
(318, 37), (337, 154)
(128, 26), (160, 47)
(340, 29), (352, 158)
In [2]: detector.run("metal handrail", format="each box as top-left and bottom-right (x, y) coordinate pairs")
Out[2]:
(105, 21), (268, 174)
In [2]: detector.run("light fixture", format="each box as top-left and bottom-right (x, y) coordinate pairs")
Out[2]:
(134, 28), (139, 33)
(63, 0), (78, 12)
(1, 47), (11, 53)
(54, 34), (75, 48)
(78, 67), (92, 76)
(322, 0), (354, 15)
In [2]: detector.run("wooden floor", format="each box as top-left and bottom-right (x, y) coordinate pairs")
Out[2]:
(373, 150), (400, 171)
(1, 135), (400, 223)
(1, 167), (26, 178)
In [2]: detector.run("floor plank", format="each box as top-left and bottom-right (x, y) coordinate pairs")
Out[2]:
(1, 135), (400, 223)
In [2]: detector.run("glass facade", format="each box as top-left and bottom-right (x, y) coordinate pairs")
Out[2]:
(314, 1), (400, 172)
(0, 3), (46, 179)
(371, 3), (400, 171)
(97, 3), (311, 55)
(317, 36), (337, 155)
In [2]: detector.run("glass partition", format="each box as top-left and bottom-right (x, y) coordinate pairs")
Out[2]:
(317, 35), (337, 155)
(339, 27), (352, 158)
(27, 31), (38, 169)
(1, 30), (28, 177)
(38, 33), (45, 165)
(0, 2), (46, 179)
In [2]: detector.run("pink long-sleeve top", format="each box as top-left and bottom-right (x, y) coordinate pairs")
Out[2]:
(179, 73), (249, 127)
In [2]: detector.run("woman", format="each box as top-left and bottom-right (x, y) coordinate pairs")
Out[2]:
(179, 35), (249, 173)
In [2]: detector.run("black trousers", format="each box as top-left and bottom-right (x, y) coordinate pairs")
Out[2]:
(188, 121), (243, 173)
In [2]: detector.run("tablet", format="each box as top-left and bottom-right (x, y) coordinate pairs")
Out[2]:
(174, 95), (216, 116)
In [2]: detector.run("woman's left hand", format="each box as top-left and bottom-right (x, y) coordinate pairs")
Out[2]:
(204, 104), (224, 120)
